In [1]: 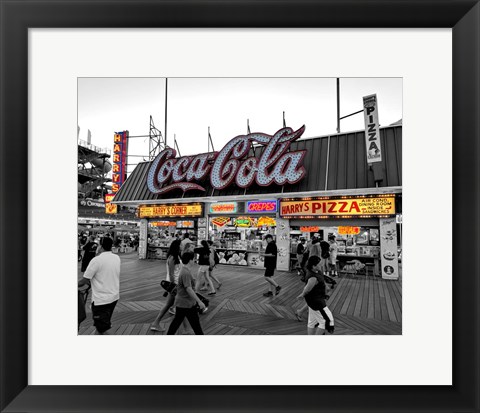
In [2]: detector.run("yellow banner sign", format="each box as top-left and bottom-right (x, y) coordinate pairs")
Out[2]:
(138, 204), (203, 218)
(105, 203), (117, 214)
(280, 196), (395, 218)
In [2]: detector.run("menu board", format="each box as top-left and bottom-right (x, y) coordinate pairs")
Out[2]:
(379, 218), (399, 279)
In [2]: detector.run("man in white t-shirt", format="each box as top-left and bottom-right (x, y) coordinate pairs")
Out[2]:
(78, 236), (121, 335)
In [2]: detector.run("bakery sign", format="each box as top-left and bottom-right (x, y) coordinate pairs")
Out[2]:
(138, 203), (203, 218)
(146, 126), (307, 194)
(280, 195), (395, 218)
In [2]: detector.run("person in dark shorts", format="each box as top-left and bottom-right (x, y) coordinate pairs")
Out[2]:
(261, 234), (281, 297)
(167, 252), (206, 335)
(297, 255), (334, 335)
(78, 236), (121, 335)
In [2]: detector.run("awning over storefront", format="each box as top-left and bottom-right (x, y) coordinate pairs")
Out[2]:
(289, 218), (379, 227)
(113, 125), (402, 205)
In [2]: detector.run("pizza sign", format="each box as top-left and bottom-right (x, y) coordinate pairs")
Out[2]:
(147, 126), (307, 194)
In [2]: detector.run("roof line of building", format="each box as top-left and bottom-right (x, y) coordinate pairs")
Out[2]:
(112, 186), (402, 206)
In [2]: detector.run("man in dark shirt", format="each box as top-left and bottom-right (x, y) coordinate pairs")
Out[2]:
(81, 235), (98, 273)
(262, 234), (281, 297)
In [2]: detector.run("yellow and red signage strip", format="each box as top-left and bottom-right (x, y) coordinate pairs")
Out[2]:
(280, 195), (395, 219)
(150, 221), (176, 227)
(138, 204), (203, 218)
(104, 193), (115, 203)
(105, 203), (118, 214)
(300, 226), (320, 232)
(112, 131), (128, 193)
(209, 202), (237, 214)
(338, 226), (360, 235)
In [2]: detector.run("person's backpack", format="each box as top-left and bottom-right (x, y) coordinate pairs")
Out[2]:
(213, 250), (220, 265)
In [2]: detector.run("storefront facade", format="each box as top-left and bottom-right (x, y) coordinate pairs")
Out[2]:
(112, 124), (402, 279)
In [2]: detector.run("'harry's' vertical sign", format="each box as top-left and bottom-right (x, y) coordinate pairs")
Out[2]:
(112, 131), (129, 192)
(363, 94), (382, 163)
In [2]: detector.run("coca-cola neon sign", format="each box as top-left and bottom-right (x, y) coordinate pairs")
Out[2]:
(147, 126), (307, 195)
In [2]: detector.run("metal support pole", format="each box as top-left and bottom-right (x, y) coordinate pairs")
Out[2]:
(336, 78), (340, 133)
(164, 78), (168, 147)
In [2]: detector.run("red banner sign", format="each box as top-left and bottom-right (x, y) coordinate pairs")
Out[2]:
(104, 193), (115, 203)
(300, 226), (320, 232)
(147, 126), (307, 195)
(338, 226), (360, 235)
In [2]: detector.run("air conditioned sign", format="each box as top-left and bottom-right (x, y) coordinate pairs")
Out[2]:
(112, 131), (129, 192)
(146, 126), (307, 194)
(138, 204), (203, 218)
(363, 94), (382, 164)
(280, 196), (395, 218)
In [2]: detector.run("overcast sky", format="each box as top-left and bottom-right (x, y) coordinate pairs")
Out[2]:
(78, 77), (402, 175)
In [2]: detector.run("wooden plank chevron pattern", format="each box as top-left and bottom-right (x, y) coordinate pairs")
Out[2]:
(78, 252), (402, 335)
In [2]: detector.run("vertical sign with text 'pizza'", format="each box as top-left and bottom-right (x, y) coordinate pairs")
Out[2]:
(363, 94), (382, 164)
(112, 131), (129, 193)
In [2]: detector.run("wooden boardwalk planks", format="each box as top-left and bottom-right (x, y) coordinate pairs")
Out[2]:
(78, 253), (402, 335)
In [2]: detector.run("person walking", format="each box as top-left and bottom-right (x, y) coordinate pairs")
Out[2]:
(207, 240), (222, 290)
(167, 252), (206, 335)
(81, 235), (98, 272)
(78, 236), (121, 335)
(150, 238), (183, 332)
(297, 255), (335, 335)
(296, 238), (306, 275)
(319, 239), (337, 288)
(180, 233), (194, 255)
(328, 234), (338, 277)
(194, 240), (216, 295)
(166, 238), (181, 282)
(262, 234), (281, 297)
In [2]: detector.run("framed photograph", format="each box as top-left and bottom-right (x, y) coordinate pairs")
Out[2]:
(1, 1), (478, 412)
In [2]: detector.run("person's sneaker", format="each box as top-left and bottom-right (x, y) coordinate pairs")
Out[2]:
(275, 286), (282, 295)
(263, 291), (273, 297)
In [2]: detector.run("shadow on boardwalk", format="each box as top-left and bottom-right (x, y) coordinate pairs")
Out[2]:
(78, 252), (402, 335)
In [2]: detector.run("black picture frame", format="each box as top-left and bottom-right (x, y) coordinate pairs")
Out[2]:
(1, 1), (478, 412)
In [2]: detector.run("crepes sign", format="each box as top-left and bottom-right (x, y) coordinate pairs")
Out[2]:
(146, 126), (307, 195)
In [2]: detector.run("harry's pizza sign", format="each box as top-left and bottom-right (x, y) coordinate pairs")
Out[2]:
(280, 196), (395, 218)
